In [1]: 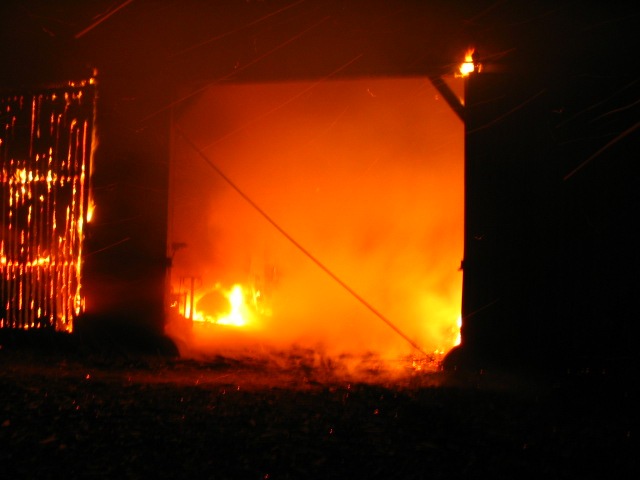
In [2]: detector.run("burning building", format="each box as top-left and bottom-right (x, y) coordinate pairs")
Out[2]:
(1, 1), (636, 372)
(0, 79), (96, 331)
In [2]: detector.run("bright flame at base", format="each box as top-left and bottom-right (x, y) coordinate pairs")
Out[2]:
(216, 284), (248, 326)
(179, 283), (261, 329)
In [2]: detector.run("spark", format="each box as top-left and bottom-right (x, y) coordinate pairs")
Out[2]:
(171, 0), (306, 58)
(564, 122), (640, 181)
(467, 89), (547, 135)
(74, 0), (135, 39)
(142, 15), (331, 121)
(201, 53), (364, 151)
(556, 78), (639, 128)
(590, 98), (640, 124)
(464, 1), (507, 24)
(462, 298), (500, 322)
(85, 237), (131, 257)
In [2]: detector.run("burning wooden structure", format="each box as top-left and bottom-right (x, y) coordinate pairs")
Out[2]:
(0, 2), (635, 370)
(0, 80), (96, 331)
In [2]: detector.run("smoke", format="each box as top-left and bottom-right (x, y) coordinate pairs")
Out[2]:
(167, 77), (464, 368)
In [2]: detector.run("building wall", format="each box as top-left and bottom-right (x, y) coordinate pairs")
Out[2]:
(0, 82), (95, 331)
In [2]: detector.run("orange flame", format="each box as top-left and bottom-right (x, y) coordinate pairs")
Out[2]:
(458, 48), (479, 77)
(0, 85), (94, 332)
(87, 197), (96, 223)
(216, 284), (249, 326)
(453, 315), (462, 347)
(189, 283), (255, 328)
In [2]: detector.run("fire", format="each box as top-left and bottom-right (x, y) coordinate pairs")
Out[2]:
(453, 315), (462, 347)
(216, 285), (248, 326)
(167, 77), (464, 368)
(186, 283), (256, 328)
(0, 82), (95, 331)
(87, 197), (96, 223)
(458, 48), (480, 77)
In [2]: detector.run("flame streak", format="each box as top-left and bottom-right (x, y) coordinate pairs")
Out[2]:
(0, 83), (95, 331)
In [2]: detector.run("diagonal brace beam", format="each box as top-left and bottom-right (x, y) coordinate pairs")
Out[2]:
(428, 75), (465, 123)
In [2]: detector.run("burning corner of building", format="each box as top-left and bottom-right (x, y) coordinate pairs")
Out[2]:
(0, 76), (97, 333)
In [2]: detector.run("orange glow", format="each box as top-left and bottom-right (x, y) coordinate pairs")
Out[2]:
(458, 48), (479, 77)
(167, 77), (464, 373)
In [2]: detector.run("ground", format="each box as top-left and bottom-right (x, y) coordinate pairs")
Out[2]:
(1, 330), (637, 479)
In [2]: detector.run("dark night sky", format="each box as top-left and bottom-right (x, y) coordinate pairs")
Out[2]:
(0, 2), (633, 94)
(1, 1), (638, 367)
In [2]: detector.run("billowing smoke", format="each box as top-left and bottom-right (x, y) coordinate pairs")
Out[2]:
(167, 77), (463, 370)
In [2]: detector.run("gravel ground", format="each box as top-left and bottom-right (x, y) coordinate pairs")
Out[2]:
(1, 331), (637, 479)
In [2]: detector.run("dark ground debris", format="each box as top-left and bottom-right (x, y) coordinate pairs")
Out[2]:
(1, 331), (637, 479)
